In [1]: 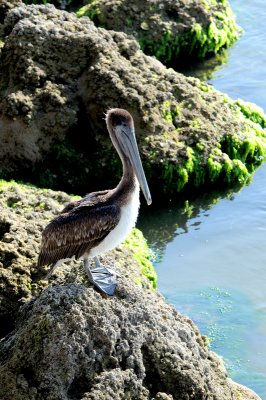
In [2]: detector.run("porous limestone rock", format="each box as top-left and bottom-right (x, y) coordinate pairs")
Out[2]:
(0, 4), (266, 199)
(0, 180), (154, 338)
(0, 181), (261, 399)
(0, 283), (260, 400)
(76, 0), (240, 64)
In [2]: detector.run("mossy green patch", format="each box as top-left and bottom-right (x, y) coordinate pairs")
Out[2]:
(192, 6), (240, 58)
(222, 122), (266, 168)
(76, 1), (105, 27)
(234, 99), (266, 128)
(156, 94), (266, 196)
(161, 146), (206, 194)
(0, 179), (33, 193)
(76, 0), (240, 64)
(207, 155), (223, 182)
(161, 100), (180, 128)
(159, 135), (264, 195)
(123, 228), (157, 289)
(0, 179), (14, 191)
(76, 2), (100, 19)
(139, 1), (239, 63)
(22, 0), (49, 4)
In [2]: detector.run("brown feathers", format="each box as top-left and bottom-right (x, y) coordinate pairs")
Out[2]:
(38, 108), (145, 270)
(38, 193), (120, 267)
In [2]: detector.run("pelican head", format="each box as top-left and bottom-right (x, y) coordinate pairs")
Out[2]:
(106, 108), (152, 205)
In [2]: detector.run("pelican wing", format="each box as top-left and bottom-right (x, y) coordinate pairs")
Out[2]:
(38, 204), (120, 267)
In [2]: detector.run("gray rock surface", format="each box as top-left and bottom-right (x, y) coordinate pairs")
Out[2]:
(0, 181), (153, 339)
(0, 4), (263, 399)
(0, 181), (262, 400)
(0, 4), (265, 197)
(0, 273), (261, 400)
(76, 0), (240, 63)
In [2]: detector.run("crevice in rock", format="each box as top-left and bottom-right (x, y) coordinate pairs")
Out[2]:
(21, 367), (39, 388)
(67, 374), (92, 400)
(0, 250), (16, 267)
(0, 221), (11, 241)
(6, 196), (19, 208)
(141, 344), (167, 396)
(0, 312), (15, 339)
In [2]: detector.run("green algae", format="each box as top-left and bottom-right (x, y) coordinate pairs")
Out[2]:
(76, 1), (101, 22)
(0, 179), (33, 193)
(161, 100), (181, 130)
(234, 99), (266, 128)
(207, 155), (223, 183)
(160, 133), (265, 195)
(158, 95), (266, 195)
(0, 179), (14, 191)
(161, 146), (205, 194)
(123, 228), (157, 289)
(76, 0), (240, 64)
(192, 6), (240, 57)
(22, 0), (49, 3)
(140, 1), (239, 63)
(0, 179), (156, 288)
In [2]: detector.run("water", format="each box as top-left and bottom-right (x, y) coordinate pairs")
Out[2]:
(138, 1), (266, 397)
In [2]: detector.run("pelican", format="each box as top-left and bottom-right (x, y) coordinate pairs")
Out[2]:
(38, 108), (152, 296)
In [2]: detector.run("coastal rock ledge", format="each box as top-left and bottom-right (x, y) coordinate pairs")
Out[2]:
(0, 182), (261, 399)
(0, 3), (266, 198)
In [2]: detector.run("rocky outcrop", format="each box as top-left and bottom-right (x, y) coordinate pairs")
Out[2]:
(0, 4), (266, 199)
(0, 283), (261, 400)
(76, 0), (240, 65)
(0, 0), (21, 24)
(0, 180), (155, 338)
(0, 182), (261, 400)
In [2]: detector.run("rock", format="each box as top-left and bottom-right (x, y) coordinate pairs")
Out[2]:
(0, 0), (22, 24)
(0, 4), (266, 199)
(0, 0), (22, 39)
(0, 273), (261, 400)
(0, 179), (72, 337)
(76, 0), (240, 64)
(0, 180), (155, 338)
(0, 180), (261, 399)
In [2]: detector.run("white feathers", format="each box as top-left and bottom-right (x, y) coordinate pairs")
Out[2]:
(89, 183), (140, 257)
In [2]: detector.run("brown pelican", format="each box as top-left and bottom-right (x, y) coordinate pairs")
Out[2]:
(38, 108), (152, 296)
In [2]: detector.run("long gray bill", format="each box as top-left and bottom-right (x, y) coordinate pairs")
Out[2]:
(121, 127), (152, 205)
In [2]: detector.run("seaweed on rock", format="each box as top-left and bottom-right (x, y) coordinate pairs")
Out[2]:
(0, 4), (265, 201)
(0, 182), (261, 400)
(0, 180), (156, 339)
(76, 0), (241, 65)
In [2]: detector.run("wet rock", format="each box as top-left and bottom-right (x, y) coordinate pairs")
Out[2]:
(0, 4), (266, 199)
(76, 0), (240, 64)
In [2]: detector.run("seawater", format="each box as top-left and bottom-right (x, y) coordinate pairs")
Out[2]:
(138, 0), (266, 397)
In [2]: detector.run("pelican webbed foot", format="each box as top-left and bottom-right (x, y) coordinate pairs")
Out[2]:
(84, 256), (122, 296)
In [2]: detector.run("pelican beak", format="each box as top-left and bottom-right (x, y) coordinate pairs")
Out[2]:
(117, 126), (152, 205)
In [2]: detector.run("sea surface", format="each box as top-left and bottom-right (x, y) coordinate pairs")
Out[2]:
(138, 1), (266, 397)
